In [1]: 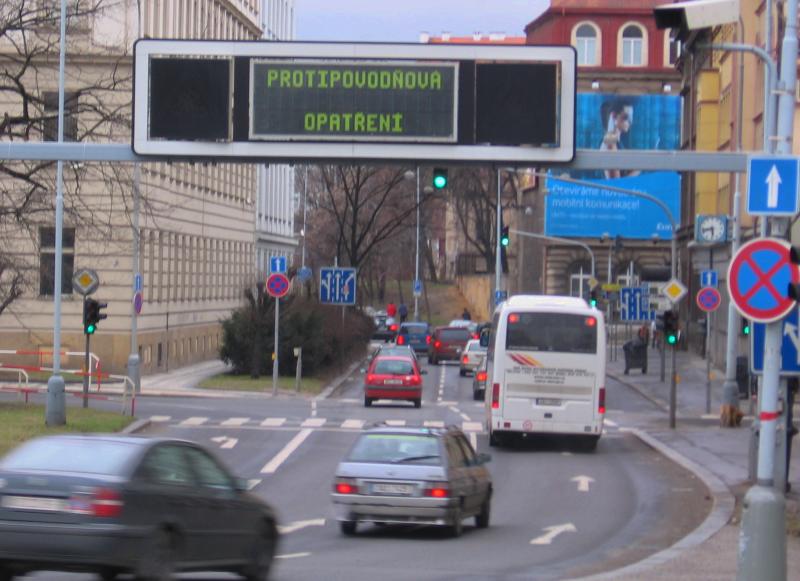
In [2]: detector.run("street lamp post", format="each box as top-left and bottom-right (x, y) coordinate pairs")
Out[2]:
(404, 168), (421, 321)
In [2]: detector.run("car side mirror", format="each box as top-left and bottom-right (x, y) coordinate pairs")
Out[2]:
(479, 330), (489, 348)
(475, 452), (492, 465)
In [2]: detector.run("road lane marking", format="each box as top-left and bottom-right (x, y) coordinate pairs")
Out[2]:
(261, 429), (313, 474)
(276, 552), (311, 560)
(341, 419), (365, 429)
(424, 420), (445, 428)
(149, 415), (171, 422)
(261, 417), (286, 427)
(180, 417), (209, 426)
(530, 523), (577, 545)
(301, 418), (326, 428)
(437, 401), (457, 406)
(278, 518), (326, 534)
(247, 479), (262, 490)
(604, 419), (618, 427)
(211, 436), (238, 449)
(385, 420), (406, 427)
(221, 417), (250, 427)
(469, 432), (477, 449)
(460, 412), (471, 421)
(571, 475), (595, 492)
(462, 421), (483, 432)
(448, 406), (460, 414)
(311, 400), (318, 417)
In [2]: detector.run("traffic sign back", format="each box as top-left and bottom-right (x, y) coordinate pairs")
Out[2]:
(727, 237), (799, 323)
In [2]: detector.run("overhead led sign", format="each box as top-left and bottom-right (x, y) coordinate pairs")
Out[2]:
(249, 61), (458, 142)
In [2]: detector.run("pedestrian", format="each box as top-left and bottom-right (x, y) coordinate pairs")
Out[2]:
(386, 302), (397, 318)
(398, 303), (408, 323)
(462, 307), (471, 321)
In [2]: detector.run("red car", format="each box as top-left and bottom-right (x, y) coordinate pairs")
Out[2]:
(364, 355), (425, 408)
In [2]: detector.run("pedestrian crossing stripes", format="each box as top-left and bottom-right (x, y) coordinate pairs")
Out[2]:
(155, 415), (485, 433)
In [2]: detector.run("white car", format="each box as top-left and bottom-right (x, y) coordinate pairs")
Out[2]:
(460, 339), (487, 376)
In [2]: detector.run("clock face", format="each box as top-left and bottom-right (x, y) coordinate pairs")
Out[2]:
(699, 216), (725, 242)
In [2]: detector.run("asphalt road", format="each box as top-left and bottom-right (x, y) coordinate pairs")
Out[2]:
(6, 350), (711, 581)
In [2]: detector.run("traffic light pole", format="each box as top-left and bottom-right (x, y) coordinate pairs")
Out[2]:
(509, 230), (595, 278)
(83, 326), (90, 409)
(670, 343), (677, 429)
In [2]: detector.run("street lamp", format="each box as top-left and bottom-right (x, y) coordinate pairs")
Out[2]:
(404, 168), (421, 321)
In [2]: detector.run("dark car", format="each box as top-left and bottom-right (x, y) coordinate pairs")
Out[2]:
(0, 435), (278, 581)
(372, 312), (398, 342)
(395, 322), (431, 354)
(331, 426), (492, 537)
(428, 326), (472, 365)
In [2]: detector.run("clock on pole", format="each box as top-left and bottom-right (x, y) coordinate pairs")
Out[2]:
(695, 214), (728, 244)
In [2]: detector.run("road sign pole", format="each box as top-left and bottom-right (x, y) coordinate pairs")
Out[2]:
(272, 297), (279, 396)
(706, 312), (712, 415)
(670, 343), (677, 429)
(83, 332), (90, 409)
(722, 179), (743, 414)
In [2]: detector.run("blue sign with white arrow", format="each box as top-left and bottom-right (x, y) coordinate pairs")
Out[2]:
(320, 267), (357, 305)
(620, 286), (655, 322)
(751, 308), (800, 376)
(270, 256), (287, 274)
(700, 270), (718, 288)
(747, 156), (800, 216)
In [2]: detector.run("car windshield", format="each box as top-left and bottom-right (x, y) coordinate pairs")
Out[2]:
(506, 312), (598, 354)
(439, 329), (471, 342)
(373, 359), (415, 375)
(401, 324), (427, 334)
(347, 434), (441, 465)
(1, 438), (138, 475)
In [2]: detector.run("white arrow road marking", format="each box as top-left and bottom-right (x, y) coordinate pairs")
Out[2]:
(261, 429), (313, 474)
(530, 523), (577, 545)
(784, 322), (800, 364)
(571, 475), (595, 492)
(210, 436), (238, 449)
(766, 165), (782, 208)
(278, 518), (326, 534)
(276, 552), (311, 560)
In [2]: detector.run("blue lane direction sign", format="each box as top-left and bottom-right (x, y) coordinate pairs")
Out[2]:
(751, 308), (800, 376)
(620, 286), (655, 322)
(700, 270), (718, 288)
(413, 279), (422, 297)
(270, 256), (287, 274)
(320, 267), (357, 305)
(747, 156), (800, 216)
(495, 290), (508, 306)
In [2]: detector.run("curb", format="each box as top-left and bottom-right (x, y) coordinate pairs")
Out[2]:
(567, 426), (736, 581)
(121, 418), (151, 434)
(318, 356), (369, 400)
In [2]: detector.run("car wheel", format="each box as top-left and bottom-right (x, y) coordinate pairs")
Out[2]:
(413, 398), (421, 409)
(472, 389), (480, 401)
(0, 567), (13, 581)
(489, 430), (502, 448)
(135, 528), (175, 581)
(340, 520), (357, 536)
(242, 521), (277, 581)
(364, 396), (372, 407)
(449, 506), (463, 538)
(475, 497), (491, 529)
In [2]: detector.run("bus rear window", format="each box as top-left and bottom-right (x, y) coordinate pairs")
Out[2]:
(505, 312), (597, 354)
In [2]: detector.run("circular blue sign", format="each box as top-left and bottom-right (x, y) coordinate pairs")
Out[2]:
(297, 266), (312, 282)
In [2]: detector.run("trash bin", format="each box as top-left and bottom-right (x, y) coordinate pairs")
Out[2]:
(623, 339), (648, 374)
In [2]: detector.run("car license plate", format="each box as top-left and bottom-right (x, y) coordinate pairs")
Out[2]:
(1, 495), (65, 512)
(384, 379), (403, 385)
(537, 398), (561, 406)
(371, 483), (413, 495)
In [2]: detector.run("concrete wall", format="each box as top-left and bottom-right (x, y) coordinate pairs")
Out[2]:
(456, 275), (493, 322)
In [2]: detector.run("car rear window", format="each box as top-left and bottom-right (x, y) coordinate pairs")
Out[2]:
(401, 324), (427, 334)
(438, 329), (471, 342)
(347, 434), (441, 465)
(506, 312), (597, 354)
(1, 438), (138, 475)
(468, 342), (486, 352)
(373, 359), (415, 375)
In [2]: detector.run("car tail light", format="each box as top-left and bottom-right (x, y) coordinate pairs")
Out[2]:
(366, 374), (376, 384)
(462, 355), (469, 364)
(472, 333), (479, 340)
(397, 335), (405, 345)
(477, 371), (487, 382)
(424, 482), (450, 498)
(491, 383), (500, 409)
(599, 387), (606, 415)
(91, 488), (124, 518)
(389, 324), (398, 332)
(434, 340), (441, 349)
(334, 478), (359, 495)
(426, 335), (432, 345)
(406, 375), (421, 386)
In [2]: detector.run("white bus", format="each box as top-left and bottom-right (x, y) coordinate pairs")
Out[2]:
(482, 295), (606, 451)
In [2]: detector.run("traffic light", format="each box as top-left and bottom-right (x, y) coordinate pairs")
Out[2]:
(589, 288), (599, 308)
(740, 318), (751, 336)
(432, 167), (448, 189)
(663, 309), (679, 345)
(83, 298), (108, 335)
(500, 225), (510, 247)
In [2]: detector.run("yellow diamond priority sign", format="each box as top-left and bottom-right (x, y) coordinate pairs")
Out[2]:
(72, 268), (99, 296)
(662, 278), (687, 303)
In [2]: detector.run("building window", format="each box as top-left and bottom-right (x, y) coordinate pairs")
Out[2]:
(39, 226), (74, 296)
(42, 92), (78, 141)
(568, 264), (593, 301)
(620, 24), (645, 67)
(666, 30), (681, 66)
(574, 23), (599, 66)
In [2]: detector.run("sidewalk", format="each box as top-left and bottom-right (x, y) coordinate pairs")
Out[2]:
(594, 343), (800, 580)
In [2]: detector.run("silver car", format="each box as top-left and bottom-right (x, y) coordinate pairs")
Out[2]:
(331, 426), (492, 537)
(459, 339), (487, 376)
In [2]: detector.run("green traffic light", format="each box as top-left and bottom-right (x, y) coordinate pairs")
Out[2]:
(86, 324), (96, 335)
(743, 325), (750, 336)
(433, 174), (447, 189)
(590, 299), (597, 307)
(667, 334), (677, 345)
(501, 236), (509, 247)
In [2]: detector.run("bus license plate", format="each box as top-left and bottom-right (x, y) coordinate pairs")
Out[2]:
(372, 483), (413, 495)
(537, 398), (561, 406)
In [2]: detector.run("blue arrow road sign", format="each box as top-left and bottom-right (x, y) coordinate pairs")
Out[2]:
(319, 267), (357, 305)
(751, 308), (800, 376)
(270, 256), (287, 274)
(747, 156), (800, 216)
(413, 279), (422, 296)
(700, 270), (718, 288)
(495, 290), (508, 305)
(620, 287), (655, 322)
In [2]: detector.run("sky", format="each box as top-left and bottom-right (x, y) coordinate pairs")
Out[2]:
(294, 0), (549, 42)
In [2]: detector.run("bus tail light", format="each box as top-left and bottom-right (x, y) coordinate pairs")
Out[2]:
(598, 387), (606, 414)
(491, 383), (500, 409)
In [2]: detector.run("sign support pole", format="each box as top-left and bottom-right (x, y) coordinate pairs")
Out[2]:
(272, 297), (279, 396)
(83, 296), (90, 409)
(706, 248), (713, 415)
(670, 344), (677, 429)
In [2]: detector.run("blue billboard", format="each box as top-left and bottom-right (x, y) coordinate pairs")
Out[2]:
(545, 93), (682, 239)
